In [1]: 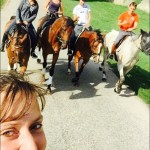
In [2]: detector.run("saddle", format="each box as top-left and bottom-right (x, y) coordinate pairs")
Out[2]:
(69, 27), (93, 53)
(112, 35), (129, 62)
(41, 13), (58, 32)
(116, 35), (129, 49)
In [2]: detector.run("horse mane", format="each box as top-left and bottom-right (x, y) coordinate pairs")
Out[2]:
(49, 17), (64, 42)
(65, 16), (74, 28)
(49, 16), (74, 43)
(15, 24), (27, 35)
(93, 29), (104, 42)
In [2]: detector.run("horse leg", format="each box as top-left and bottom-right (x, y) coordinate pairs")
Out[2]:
(72, 56), (80, 86)
(41, 53), (48, 83)
(67, 54), (73, 75)
(124, 58), (138, 75)
(37, 42), (42, 64)
(99, 60), (107, 81)
(78, 60), (87, 76)
(114, 63), (125, 93)
(47, 53), (59, 93)
(99, 47), (107, 81)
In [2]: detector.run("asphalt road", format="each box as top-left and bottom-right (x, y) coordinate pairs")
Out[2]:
(0, 1), (149, 150)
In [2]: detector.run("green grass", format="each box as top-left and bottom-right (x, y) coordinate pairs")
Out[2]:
(63, 0), (150, 103)
(1, 0), (149, 103)
(0, 0), (5, 8)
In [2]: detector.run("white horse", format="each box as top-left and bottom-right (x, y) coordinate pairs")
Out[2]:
(99, 29), (150, 93)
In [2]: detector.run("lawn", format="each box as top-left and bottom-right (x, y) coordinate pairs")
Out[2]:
(0, 0), (5, 8)
(1, 0), (149, 103)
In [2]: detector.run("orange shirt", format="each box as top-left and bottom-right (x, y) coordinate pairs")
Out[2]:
(119, 12), (139, 31)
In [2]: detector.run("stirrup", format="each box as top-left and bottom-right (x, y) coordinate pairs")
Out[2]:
(67, 50), (72, 56)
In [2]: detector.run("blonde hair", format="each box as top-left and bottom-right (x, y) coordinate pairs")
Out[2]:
(0, 73), (46, 123)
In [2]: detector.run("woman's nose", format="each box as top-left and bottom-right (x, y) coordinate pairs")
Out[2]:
(19, 130), (38, 150)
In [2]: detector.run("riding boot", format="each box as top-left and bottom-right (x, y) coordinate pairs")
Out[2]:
(31, 47), (37, 58)
(67, 49), (73, 56)
(37, 27), (42, 41)
(109, 43), (116, 59)
(67, 40), (74, 56)
(0, 33), (8, 52)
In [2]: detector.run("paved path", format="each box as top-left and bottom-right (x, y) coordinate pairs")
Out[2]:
(0, 1), (149, 150)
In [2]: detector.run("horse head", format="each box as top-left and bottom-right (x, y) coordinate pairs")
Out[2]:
(89, 29), (104, 64)
(8, 24), (28, 64)
(57, 16), (74, 49)
(140, 29), (150, 55)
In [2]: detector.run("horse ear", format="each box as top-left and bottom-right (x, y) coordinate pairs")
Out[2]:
(140, 29), (146, 34)
(102, 33), (106, 39)
(62, 15), (65, 20)
(8, 34), (13, 41)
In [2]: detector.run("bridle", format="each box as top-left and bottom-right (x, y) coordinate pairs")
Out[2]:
(11, 25), (28, 50)
(56, 23), (70, 47)
(12, 36), (24, 49)
(91, 38), (103, 58)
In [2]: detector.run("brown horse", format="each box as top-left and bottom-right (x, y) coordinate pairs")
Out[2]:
(39, 16), (74, 92)
(6, 21), (30, 75)
(67, 29), (104, 86)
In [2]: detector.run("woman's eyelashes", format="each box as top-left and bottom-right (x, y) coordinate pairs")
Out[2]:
(1, 128), (19, 139)
(30, 122), (43, 132)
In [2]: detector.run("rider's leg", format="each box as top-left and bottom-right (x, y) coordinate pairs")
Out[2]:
(29, 24), (38, 58)
(68, 31), (76, 55)
(37, 16), (48, 41)
(0, 20), (16, 52)
(0, 34), (8, 52)
(109, 30), (127, 59)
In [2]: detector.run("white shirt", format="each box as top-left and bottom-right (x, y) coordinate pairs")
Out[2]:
(73, 3), (91, 25)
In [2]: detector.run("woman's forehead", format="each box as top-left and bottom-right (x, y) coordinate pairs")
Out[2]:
(0, 91), (38, 122)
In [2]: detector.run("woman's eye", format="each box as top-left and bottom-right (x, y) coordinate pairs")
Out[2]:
(31, 123), (43, 131)
(1, 130), (18, 138)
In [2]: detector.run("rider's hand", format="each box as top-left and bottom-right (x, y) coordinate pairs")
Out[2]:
(121, 20), (128, 25)
(23, 21), (28, 25)
(85, 22), (90, 28)
(16, 20), (21, 24)
(126, 28), (132, 31)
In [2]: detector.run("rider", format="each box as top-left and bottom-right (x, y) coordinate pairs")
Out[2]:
(36, 0), (63, 41)
(109, 2), (139, 59)
(68, 0), (92, 55)
(0, 0), (39, 58)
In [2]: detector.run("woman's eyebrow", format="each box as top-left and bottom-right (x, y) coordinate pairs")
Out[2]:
(2, 115), (43, 126)
(33, 115), (43, 122)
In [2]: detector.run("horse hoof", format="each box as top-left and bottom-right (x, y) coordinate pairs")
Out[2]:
(47, 85), (52, 94)
(114, 88), (120, 94)
(68, 72), (71, 75)
(67, 69), (71, 75)
(99, 67), (102, 71)
(74, 82), (79, 87)
(72, 78), (76, 82)
(37, 59), (41, 64)
(102, 78), (106, 82)
(46, 88), (52, 95)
